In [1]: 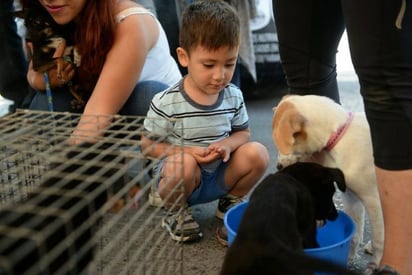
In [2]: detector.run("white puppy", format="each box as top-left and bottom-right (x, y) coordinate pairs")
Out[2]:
(272, 94), (384, 264)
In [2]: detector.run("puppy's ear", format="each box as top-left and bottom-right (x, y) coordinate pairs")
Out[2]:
(272, 102), (306, 154)
(281, 94), (293, 100)
(272, 95), (293, 112)
(329, 168), (346, 191)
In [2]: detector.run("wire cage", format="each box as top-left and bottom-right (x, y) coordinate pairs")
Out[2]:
(0, 109), (185, 275)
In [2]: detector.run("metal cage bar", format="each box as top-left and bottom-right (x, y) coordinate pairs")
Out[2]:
(0, 110), (185, 275)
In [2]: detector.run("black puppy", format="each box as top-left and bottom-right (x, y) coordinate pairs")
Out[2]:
(220, 162), (354, 275)
(15, 2), (76, 72)
(15, 2), (86, 109)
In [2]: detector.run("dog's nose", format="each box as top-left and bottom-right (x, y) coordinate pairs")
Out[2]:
(276, 163), (283, 170)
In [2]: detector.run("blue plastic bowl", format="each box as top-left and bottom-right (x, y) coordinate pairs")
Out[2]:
(224, 201), (356, 273)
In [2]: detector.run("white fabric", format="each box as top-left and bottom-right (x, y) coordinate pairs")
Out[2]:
(116, 7), (181, 86)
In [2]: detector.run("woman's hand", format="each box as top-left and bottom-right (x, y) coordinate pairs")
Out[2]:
(26, 40), (75, 90)
(68, 114), (113, 145)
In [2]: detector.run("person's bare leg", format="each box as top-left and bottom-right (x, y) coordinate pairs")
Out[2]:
(158, 154), (200, 207)
(376, 167), (412, 274)
(224, 142), (269, 196)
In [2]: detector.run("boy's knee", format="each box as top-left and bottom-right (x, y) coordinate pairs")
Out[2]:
(247, 142), (270, 167)
(163, 153), (196, 176)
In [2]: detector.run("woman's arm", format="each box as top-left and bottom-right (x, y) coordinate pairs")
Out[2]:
(82, 5), (158, 117)
(71, 3), (159, 144)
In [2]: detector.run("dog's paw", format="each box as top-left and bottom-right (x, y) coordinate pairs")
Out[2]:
(276, 152), (316, 170)
(364, 240), (374, 255)
(276, 153), (299, 169)
(348, 251), (361, 263)
(348, 245), (361, 262)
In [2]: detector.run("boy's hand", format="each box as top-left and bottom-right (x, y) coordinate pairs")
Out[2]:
(192, 146), (222, 165)
(206, 144), (231, 162)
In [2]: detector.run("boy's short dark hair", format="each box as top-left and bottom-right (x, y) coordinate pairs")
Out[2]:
(179, 0), (240, 54)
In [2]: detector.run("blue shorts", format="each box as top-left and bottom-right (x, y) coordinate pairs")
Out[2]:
(155, 160), (230, 206)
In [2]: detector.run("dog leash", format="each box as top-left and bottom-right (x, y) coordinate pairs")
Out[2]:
(43, 72), (54, 112)
(42, 56), (75, 112)
(324, 112), (354, 151)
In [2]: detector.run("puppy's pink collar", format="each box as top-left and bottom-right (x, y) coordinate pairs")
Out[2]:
(324, 112), (354, 151)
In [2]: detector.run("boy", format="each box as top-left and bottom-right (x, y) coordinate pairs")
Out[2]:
(141, 0), (269, 242)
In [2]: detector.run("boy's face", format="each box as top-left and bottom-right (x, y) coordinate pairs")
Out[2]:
(177, 45), (239, 96)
